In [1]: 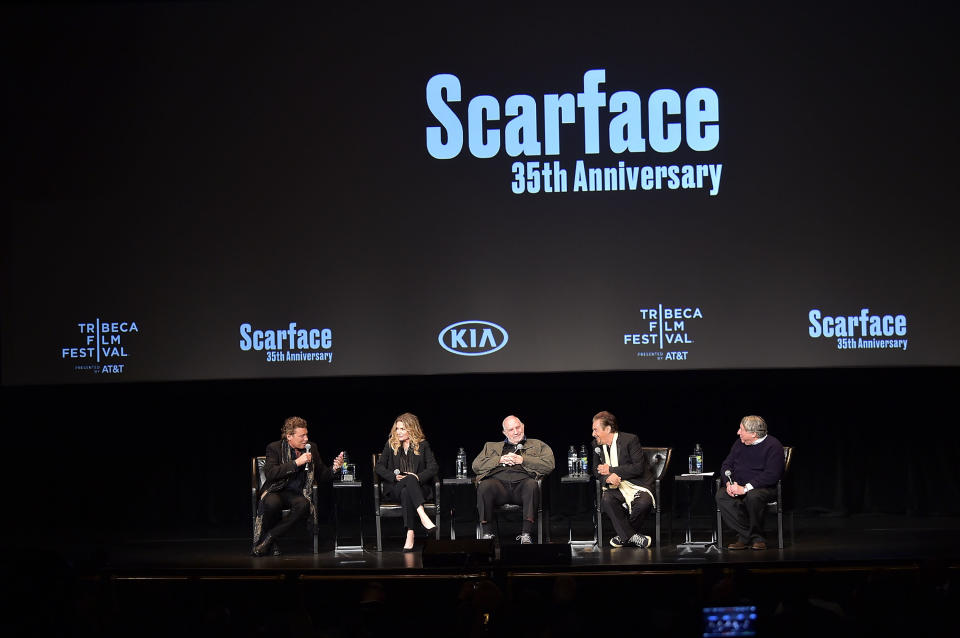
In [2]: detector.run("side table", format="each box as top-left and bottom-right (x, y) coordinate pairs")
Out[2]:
(333, 480), (364, 551)
(559, 474), (597, 546)
(672, 474), (719, 554)
(443, 476), (474, 539)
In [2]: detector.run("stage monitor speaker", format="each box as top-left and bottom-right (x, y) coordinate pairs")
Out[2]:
(498, 542), (571, 566)
(422, 538), (495, 568)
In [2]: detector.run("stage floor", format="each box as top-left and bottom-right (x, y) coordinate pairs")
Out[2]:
(70, 514), (960, 576)
(7, 516), (960, 637)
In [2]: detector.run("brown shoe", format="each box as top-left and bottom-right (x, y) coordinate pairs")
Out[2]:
(727, 540), (748, 550)
(751, 541), (768, 550)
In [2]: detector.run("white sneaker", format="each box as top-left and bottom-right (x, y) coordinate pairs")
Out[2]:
(516, 533), (533, 544)
(626, 534), (651, 548)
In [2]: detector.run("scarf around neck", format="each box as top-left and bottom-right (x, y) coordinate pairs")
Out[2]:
(252, 438), (318, 545)
(602, 432), (655, 513)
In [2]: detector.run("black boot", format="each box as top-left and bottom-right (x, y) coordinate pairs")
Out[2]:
(252, 533), (275, 557)
(272, 540), (281, 556)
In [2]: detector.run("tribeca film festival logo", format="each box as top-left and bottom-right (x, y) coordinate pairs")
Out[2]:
(438, 320), (508, 356)
(808, 308), (908, 351)
(624, 304), (703, 361)
(61, 319), (139, 375)
(238, 322), (334, 363)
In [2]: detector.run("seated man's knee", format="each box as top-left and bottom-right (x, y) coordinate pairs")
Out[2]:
(262, 493), (283, 513)
(601, 490), (620, 509)
(743, 489), (766, 503)
(289, 496), (309, 516)
(743, 490), (769, 509)
(631, 494), (654, 517)
(477, 480), (496, 496)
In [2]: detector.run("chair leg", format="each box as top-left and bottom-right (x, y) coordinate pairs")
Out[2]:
(716, 507), (723, 548)
(596, 501), (603, 547)
(655, 506), (661, 549)
(375, 514), (382, 552)
(593, 505), (600, 547)
(777, 508), (784, 549)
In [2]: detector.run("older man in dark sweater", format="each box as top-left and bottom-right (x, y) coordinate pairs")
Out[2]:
(717, 415), (785, 550)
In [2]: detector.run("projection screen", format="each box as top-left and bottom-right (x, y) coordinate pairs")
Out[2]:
(3, 5), (957, 385)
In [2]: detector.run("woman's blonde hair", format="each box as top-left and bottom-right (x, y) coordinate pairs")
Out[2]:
(388, 412), (425, 454)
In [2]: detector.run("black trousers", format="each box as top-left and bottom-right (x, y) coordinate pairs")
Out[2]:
(260, 490), (310, 540)
(716, 485), (777, 544)
(601, 488), (654, 541)
(382, 475), (428, 530)
(477, 477), (539, 525)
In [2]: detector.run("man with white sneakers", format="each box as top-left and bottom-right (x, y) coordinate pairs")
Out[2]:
(591, 411), (655, 549)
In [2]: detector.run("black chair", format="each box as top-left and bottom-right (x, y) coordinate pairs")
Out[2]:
(716, 445), (794, 549)
(475, 476), (547, 543)
(372, 453), (441, 552)
(595, 446), (671, 548)
(250, 456), (319, 554)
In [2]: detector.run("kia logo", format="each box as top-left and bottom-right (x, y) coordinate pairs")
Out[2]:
(438, 320), (509, 356)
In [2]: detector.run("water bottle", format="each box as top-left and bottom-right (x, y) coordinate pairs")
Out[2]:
(341, 451), (350, 481)
(579, 444), (588, 476)
(567, 446), (577, 476)
(694, 443), (703, 474)
(456, 447), (466, 478)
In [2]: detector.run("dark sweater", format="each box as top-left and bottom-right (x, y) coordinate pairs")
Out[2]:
(720, 435), (785, 489)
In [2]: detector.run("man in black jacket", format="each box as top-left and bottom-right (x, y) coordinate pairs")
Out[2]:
(591, 411), (655, 548)
(252, 416), (343, 556)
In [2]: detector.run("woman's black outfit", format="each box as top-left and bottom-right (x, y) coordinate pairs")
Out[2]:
(375, 440), (439, 530)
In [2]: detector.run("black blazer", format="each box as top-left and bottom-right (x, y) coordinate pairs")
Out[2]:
(375, 440), (439, 488)
(591, 431), (655, 491)
(260, 439), (334, 497)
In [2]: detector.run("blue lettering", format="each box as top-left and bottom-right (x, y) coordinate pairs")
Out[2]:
(426, 74), (463, 159)
(685, 88), (720, 151)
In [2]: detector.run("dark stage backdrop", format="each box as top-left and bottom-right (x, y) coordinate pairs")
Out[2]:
(4, 5), (958, 385)
(2, 5), (958, 542)
(3, 366), (957, 541)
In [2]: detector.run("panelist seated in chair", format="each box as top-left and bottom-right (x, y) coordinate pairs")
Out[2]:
(473, 415), (555, 544)
(375, 412), (439, 551)
(591, 410), (655, 549)
(253, 416), (344, 556)
(716, 415), (785, 551)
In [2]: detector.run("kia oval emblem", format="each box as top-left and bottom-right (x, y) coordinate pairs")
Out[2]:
(438, 320), (509, 356)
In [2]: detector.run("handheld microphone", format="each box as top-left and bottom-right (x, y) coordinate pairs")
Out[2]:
(594, 446), (602, 458)
(514, 443), (524, 454)
(304, 443), (311, 468)
(394, 468), (401, 479)
(724, 469), (732, 484)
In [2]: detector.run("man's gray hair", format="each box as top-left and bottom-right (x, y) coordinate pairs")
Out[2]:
(740, 415), (767, 437)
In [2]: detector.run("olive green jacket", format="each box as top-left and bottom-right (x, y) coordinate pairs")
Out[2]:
(472, 438), (555, 481)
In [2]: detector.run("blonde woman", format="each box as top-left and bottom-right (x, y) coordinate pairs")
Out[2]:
(375, 413), (439, 550)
